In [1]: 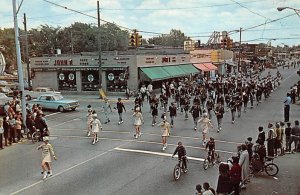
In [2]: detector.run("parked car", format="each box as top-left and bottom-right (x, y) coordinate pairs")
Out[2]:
(29, 94), (79, 112)
(0, 93), (12, 115)
(24, 87), (61, 100)
(0, 86), (14, 97)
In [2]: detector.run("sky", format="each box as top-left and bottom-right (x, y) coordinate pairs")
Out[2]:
(1, 0), (300, 46)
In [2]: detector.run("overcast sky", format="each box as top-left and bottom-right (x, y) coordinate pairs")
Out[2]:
(1, 0), (300, 46)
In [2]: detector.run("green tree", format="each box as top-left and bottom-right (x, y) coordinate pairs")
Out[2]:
(0, 28), (17, 71)
(148, 29), (188, 47)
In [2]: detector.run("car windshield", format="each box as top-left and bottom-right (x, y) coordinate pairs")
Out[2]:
(53, 95), (64, 100)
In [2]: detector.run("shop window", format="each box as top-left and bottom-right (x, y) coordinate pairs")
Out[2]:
(58, 71), (77, 91)
(106, 70), (128, 92)
(82, 71), (99, 91)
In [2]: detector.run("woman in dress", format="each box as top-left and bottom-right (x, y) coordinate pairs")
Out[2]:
(37, 137), (57, 179)
(91, 114), (102, 145)
(133, 107), (144, 139)
(198, 112), (213, 146)
(158, 118), (171, 150)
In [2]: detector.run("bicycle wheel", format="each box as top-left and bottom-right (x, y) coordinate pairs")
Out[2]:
(214, 153), (221, 164)
(26, 132), (32, 139)
(173, 165), (181, 181)
(203, 159), (209, 170)
(265, 163), (279, 176)
(32, 132), (39, 143)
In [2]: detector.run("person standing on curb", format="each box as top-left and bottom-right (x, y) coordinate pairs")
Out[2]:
(133, 107), (144, 139)
(91, 114), (102, 145)
(239, 144), (249, 189)
(289, 120), (300, 153)
(37, 137), (57, 180)
(285, 122), (292, 153)
(267, 123), (276, 157)
(158, 118), (170, 151)
(229, 156), (242, 195)
(0, 118), (3, 149)
(283, 93), (291, 122)
(116, 98), (126, 125)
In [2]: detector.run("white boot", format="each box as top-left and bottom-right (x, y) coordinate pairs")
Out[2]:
(48, 170), (53, 177)
(43, 171), (48, 180)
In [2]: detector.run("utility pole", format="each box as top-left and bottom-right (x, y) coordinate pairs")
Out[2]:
(23, 13), (31, 89)
(238, 27), (242, 73)
(97, 0), (102, 90)
(12, 0), (26, 127)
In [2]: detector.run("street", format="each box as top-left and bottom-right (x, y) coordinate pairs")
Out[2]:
(0, 67), (300, 195)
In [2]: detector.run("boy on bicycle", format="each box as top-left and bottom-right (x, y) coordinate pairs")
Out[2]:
(172, 141), (188, 172)
(205, 137), (215, 162)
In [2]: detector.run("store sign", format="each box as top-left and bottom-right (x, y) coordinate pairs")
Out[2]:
(59, 73), (65, 80)
(54, 59), (73, 66)
(107, 73), (114, 81)
(88, 74), (94, 82)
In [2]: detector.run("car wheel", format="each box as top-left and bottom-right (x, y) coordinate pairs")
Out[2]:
(71, 107), (76, 111)
(58, 106), (64, 112)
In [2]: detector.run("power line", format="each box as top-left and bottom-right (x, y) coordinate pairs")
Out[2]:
(42, 0), (132, 31)
(100, 0), (265, 11)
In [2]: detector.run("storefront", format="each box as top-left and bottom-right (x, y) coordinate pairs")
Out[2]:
(58, 70), (77, 91)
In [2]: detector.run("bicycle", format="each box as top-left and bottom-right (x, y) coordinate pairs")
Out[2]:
(203, 151), (220, 170)
(250, 154), (279, 176)
(172, 156), (188, 181)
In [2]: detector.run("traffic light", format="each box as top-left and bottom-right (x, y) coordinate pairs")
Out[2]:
(137, 34), (142, 46)
(221, 39), (225, 48)
(227, 38), (233, 49)
(129, 33), (136, 47)
(223, 38), (227, 48)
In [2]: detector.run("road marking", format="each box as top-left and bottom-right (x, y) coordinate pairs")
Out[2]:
(114, 147), (205, 162)
(45, 112), (60, 117)
(52, 128), (242, 145)
(50, 134), (236, 154)
(51, 116), (86, 128)
(10, 142), (128, 195)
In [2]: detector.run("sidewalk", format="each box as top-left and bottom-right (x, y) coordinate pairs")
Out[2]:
(246, 153), (300, 195)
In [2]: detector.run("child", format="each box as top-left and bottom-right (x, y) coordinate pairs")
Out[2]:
(198, 112), (213, 146)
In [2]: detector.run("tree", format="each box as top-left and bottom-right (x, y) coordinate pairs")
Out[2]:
(0, 28), (17, 71)
(148, 29), (188, 47)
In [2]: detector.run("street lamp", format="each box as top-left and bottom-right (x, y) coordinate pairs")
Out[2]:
(277, 7), (300, 17)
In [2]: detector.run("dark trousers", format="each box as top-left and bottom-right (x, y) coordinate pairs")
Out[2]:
(0, 133), (3, 149)
(16, 129), (21, 141)
(267, 139), (275, 157)
(9, 127), (16, 143)
(232, 183), (240, 195)
(284, 105), (290, 122)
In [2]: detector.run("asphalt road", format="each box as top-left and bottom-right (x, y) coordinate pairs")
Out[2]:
(0, 67), (299, 195)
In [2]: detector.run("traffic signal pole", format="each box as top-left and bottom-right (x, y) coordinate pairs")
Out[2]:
(23, 13), (31, 89)
(97, 0), (102, 90)
(238, 28), (242, 73)
(12, 0), (27, 127)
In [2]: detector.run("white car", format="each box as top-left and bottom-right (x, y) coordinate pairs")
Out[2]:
(24, 87), (61, 100)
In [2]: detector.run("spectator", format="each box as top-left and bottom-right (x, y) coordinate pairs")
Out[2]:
(289, 120), (300, 153)
(196, 184), (202, 195)
(3, 116), (10, 146)
(238, 144), (249, 189)
(245, 137), (253, 162)
(285, 122), (292, 153)
(203, 182), (215, 195)
(229, 156), (242, 195)
(216, 163), (232, 194)
(256, 126), (265, 145)
(267, 123), (276, 157)
(0, 118), (3, 149)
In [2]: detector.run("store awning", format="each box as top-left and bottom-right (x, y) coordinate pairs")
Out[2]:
(140, 67), (171, 81)
(193, 64), (210, 72)
(203, 63), (218, 70)
(179, 64), (199, 74)
(162, 65), (186, 77)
